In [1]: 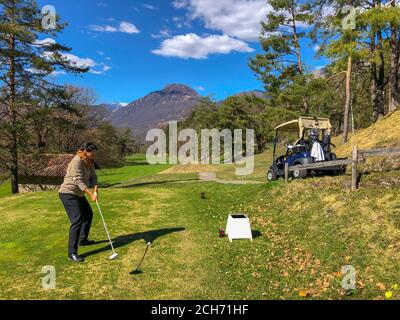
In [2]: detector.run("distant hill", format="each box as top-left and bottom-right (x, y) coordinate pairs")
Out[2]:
(100, 102), (128, 112)
(312, 68), (328, 79)
(90, 84), (267, 139)
(91, 84), (202, 139)
(234, 90), (266, 99)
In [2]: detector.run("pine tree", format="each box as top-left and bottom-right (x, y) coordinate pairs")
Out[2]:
(0, 0), (87, 194)
(249, 0), (311, 113)
(386, 0), (400, 112)
(317, 0), (369, 143)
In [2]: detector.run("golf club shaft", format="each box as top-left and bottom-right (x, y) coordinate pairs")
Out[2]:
(135, 244), (150, 271)
(95, 200), (116, 254)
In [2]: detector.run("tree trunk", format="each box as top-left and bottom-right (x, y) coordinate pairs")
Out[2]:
(343, 55), (353, 144)
(8, 1), (19, 194)
(370, 31), (379, 122)
(9, 27), (19, 194)
(292, 12), (309, 114)
(376, 29), (385, 116)
(388, 1), (399, 113)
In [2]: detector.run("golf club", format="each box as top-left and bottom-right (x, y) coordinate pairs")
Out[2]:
(94, 195), (118, 260)
(130, 242), (151, 275)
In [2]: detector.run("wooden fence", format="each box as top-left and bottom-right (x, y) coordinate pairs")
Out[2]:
(284, 146), (400, 191)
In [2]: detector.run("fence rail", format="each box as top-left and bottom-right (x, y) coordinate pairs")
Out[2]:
(359, 147), (400, 158)
(284, 145), (400, 190)
(288, 159), (351, 172)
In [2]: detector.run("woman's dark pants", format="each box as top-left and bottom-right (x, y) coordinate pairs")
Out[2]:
(59, 193), (93, 255)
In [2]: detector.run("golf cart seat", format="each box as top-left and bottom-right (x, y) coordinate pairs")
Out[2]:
(291, 144), (307, 154)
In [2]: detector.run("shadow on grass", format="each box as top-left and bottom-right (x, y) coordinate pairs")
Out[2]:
(118, 179), (199, 188)
(99, 183), (121, 188)
(81, 227), (185, 258)
(252, 230), (262, 239)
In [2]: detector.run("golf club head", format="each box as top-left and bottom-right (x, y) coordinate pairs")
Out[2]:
(109, 252), (118, 260)
(130, 269), (143, 275)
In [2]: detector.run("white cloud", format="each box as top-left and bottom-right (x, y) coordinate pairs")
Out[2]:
(102, 64), (112, 72)
(119, 21), (140, 34)
(90, 21), (140, 34)
(42, 49), (110, 75)
(33, 38), (56, 46)
(173, 0), (189, 9)
(90, 25), (118, 32)
(62, 53), (97, 69)
(143, 4), (158, 10)
(26, 68), (65, 77)
(151, 28), (173, 39)
(89, 63), (111, 74)
(171, 16), (191, 29)
(196, 86), (205, 91)
(50, 70), (66, 76)
(89, 70), (104, 75)
(152, 33), (254, 59)
(172, 0), (270, 41)
(34, 39), (111, 75)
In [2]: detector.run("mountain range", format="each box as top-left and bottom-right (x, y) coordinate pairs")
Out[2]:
(91, 84), (266, 139)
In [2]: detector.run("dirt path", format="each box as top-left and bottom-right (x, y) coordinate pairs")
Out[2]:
(199, 171), (264, 185)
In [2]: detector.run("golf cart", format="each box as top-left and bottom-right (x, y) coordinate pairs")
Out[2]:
(267, 117), (347, 181)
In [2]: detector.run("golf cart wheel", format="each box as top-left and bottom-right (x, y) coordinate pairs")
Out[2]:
(292, 166), (307, 179)
(267, 169), (277, 181)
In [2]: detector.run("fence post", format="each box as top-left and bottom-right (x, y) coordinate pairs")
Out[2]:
(285, 162), (289, 185)
(352, 146), (358, 191)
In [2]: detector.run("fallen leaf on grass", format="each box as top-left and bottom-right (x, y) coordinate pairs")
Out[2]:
(357, 281), (365, 289)
(299, 290), (309, 298)
(376, 283), (386, 291)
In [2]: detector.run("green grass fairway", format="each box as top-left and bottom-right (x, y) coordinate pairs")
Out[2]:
(1, 153), (400, 299)
(0, 154), (170, 197)
(0, 179), (10, 198)
(97, 154), (172, 187)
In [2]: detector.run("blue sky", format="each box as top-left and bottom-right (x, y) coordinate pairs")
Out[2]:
(37, 0), (328, 104)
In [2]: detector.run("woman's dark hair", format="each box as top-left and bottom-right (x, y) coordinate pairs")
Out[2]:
(78, 142), (98, 152)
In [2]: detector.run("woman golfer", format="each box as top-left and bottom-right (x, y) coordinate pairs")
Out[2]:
(59, 142), (99, 263)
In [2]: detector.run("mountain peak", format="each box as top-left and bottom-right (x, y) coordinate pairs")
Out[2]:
(93, 84), (202, 140)
(162, 83), (199, 96)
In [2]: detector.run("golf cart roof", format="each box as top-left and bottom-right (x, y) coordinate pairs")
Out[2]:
(274, 117), (332, 138)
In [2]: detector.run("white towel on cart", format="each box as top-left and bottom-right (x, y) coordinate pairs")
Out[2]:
(311, 142), (325, 162)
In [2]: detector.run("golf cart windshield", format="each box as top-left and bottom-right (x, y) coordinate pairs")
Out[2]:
(274, 117), (332, 139)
